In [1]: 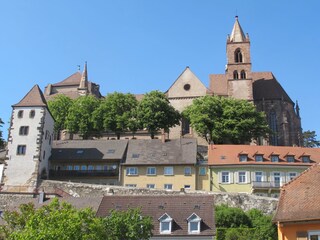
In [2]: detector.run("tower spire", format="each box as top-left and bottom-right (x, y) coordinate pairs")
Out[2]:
(229, 16), (248, 42)
(78, 62), (88, 96)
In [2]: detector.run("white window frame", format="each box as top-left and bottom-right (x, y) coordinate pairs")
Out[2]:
(146, 167), (156, 175)
(308, 230), (320, 239)
(164, 184), (173, 190)
(126, 167), (138, 176)
(146, 184), (155, 189)
(159, 213), (172, 234)
(187, 213), (201, 234)
(238, 171), (246, 183)
(164, 166), (174, 176)
(287, 172), (297, 181)
(221, 171), (230, 184)
(184, 167), (192, 176)
(255, 171), (263, 182)
(125, 184), (137, 187)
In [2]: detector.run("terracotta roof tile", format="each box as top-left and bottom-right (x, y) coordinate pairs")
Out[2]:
(13, 84), (48, 107)
(273, 163), (320, 223)
(208, 145), (320, 166)
(52, 72), (82, 86)
(209, 74), (228, 96)
(96, 195), (215, 237)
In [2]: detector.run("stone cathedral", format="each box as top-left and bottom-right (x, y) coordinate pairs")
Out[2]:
(44, 17), (302, 146)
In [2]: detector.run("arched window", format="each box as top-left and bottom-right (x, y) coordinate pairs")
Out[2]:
(233, 71), (239, 79)
(269, 110), (278, 146)
(240, 70), (246, 79)
(182, 117), (190, 135)
(234, 48), (243, 63)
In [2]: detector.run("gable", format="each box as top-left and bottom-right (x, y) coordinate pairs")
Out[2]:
(167, 67), (209, 98)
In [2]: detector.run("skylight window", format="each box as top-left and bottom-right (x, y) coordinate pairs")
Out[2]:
(132, 153), (140, 158)
(76, 150), (84, 154)
(107, 149), (115, 154)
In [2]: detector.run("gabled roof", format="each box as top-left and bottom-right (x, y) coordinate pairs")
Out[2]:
(52, 72), (82, 87)
(208, 144), (320, 166)
(96, 195), (215, 237)
(123, 138), (197, 165)
(273, 164), (320, 223)
(13, 84), (48, 107)
(229, 16), (247, 42)
(51, 140), (128, 161)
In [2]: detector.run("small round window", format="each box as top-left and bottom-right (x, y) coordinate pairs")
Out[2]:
(184, 84), (191, 91)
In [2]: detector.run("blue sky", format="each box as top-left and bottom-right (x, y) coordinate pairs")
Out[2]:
(1, 1), (319, 140)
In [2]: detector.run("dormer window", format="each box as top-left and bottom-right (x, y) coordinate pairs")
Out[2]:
(271, 155), (279, 162)
(235, 48), (243, 63)
(255, 155), (263, 162)
(159, 213), (172, 234)
(187, 213), (201, 234)
(286, 155), (295, 163)
(239, 154), (247, 162)
(302, 156), (310, 163)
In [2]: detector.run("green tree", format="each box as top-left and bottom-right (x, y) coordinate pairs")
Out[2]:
(0, 198), (106, 240)
(104, 208), (153, 240)
(47, 94), (73, 134)
(136, 91), (180, 139)
(303, 130), (320, 148)
(66, 95), (100, 139)
(215, 204), (251, 228)
(93, 92), (138, 139)
(0, 118), (4, 149)
(183, 96), (270, 144)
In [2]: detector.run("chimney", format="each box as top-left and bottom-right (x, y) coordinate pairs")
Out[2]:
(38, 190), (45, 204)
(161, 129), (166, 143)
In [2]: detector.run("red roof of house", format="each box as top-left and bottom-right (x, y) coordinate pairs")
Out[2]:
(273, 163), (320, 223)
(208, 145), (320, 166)
(12, 84), (48, 107)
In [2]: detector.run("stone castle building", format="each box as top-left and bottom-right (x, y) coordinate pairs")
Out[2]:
(42, 17), (302, 146)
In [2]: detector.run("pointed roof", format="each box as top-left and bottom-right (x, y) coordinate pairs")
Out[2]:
(229, 16), (247, 42)
(79, 62), (88, 89)
(13, 84), (48, 107)
(52, 72), (82, 87)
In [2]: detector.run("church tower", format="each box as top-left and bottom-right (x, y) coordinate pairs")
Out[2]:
(226, 16), (253, 101)
(2, 85), (54, 192)
(78, 62), (89, 96)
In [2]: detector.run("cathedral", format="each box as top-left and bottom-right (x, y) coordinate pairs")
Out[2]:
(43, 17), (302, 146)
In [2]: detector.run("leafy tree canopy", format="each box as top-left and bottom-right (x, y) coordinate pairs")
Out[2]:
(47, 94), (73, 132)
(66, 95), (100, 139)
(93, 92), (138, 139)
(183, 96), (271, 144)
(303, 130), (320, 148)
(136, 91), (180, 138)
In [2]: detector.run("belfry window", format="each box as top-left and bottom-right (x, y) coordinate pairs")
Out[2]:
(233, 71), (239, 79)
(240, 70), (246, 79)
(235, 49), (243, 63)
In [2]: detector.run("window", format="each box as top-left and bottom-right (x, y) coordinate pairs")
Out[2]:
(45, 130), (50, 140)
(271, 155), (279, 162)
(17, 145), (26, 155)
(67, 165), (73, 170)
(29, 110), (35, 118)
(308, 231), (320, 240)
(255, 172), (263, 182)
(74, 165), (80, 170)
(159, 213), (172, 234)
(199, 167), (206, 176)
(239, 154), (247, 162)
(164, 167), (173, 176)
(233, 70), (239, 79)
(235, 48), (243, 63)
(19, 126), (29, 136)
(184, 185), (191, 190)
(126, 167), (138, 176)
(184, 167), (192, 176)
(81, 165), (87, 171)
(187, 213), (201, 234)
(240, 70), (246, 79)
(96, 165), (102, 170)
(184, 84), (191, 91)
(221, 172), (230, 183)
(18, 110), (23, 118)
(164, 184), (173, 190)
(302, 156), (310, 163)
(107, 149), (115, 154)
(146, 184), (155, 189)
(146, 167), (156, 175)
(288, 172), (297, 181)
(272, 172), (281, 187)
(125, 184), (137, 187)
(286, 155), (295, 162)
(76, 150), (84, 154)
(88, 165), (94, 171)
(255, 155), (263, 162)
(269, 111), (278, 146)
(238, 171), (246, 183)
(132, 153), (140, 158)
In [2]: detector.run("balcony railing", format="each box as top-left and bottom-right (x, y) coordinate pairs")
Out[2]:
(252, 181), (282, 189)
(49, 169), (118, 178)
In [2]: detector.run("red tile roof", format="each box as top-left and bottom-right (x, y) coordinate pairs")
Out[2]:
(96, 195), (215, 237)
(12, 84), (48, 107)
(273, 163), (320, 223)
(208, 145), (320, 166)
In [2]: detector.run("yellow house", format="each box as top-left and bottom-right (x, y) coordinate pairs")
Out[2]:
(121, 138), (208, 191)
(208, 145), (320, 197)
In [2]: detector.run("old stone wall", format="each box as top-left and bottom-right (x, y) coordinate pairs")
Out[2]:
(0, 180), (278, 215)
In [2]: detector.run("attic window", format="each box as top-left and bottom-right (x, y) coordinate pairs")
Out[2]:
(239, 154), (247, 162)
(107, 149), (115, 154)
(286, 155), (295, 163)
(220, 155), (226, 160)
(255, 155), (263, 162)
(271, 155), (279, 162)
(76, 150), (84, 154)
(187, 213), (202, 234)
(184, 84), (191, 91)
(132, 153), (140, 158)
(302, 156), (310, 163)
(159, 213), (173, 234)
